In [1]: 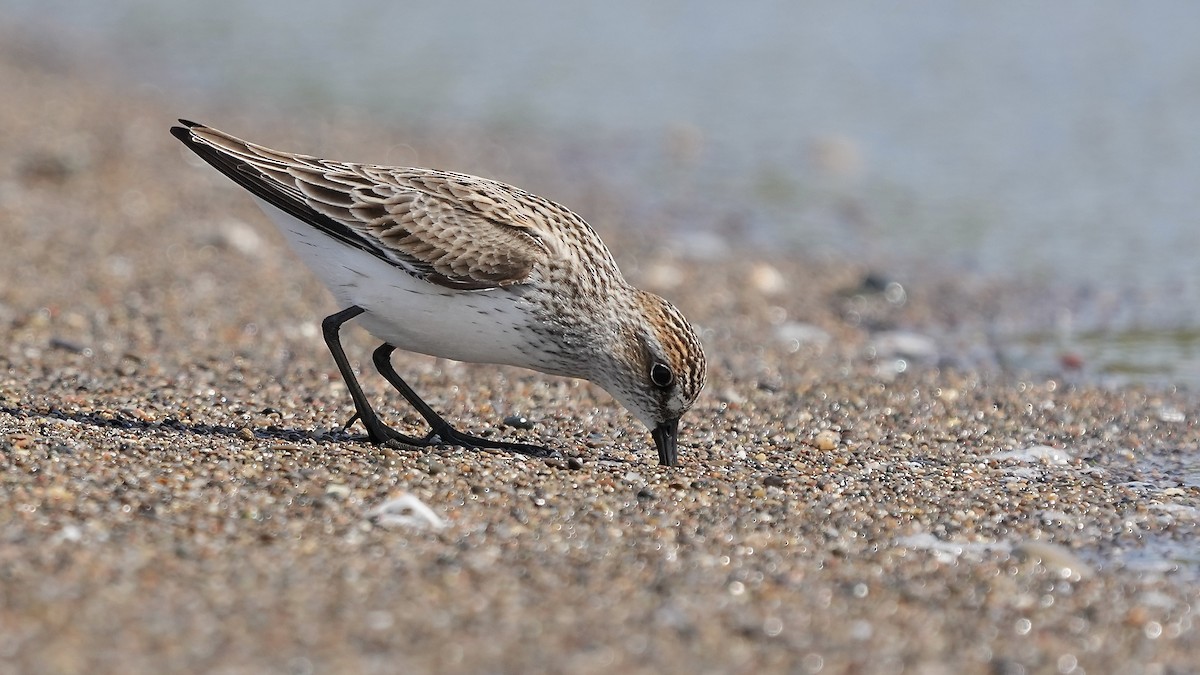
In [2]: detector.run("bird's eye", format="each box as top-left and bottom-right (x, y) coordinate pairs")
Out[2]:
(650, 362), (674, 388)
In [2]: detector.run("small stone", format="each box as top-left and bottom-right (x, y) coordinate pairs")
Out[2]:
(365, 493), (447, 530)
(211, 219), (265, 257)
(48, 337), (90, 355)
(1157, 407), (1185, 424)
(502, 414), (534, 430)
(814, 430), (841, 451)
(123, 407), (154, 423)
(419, 457), (446, 475)
(719, 388), (746, 405)
(1014, 540), (1092, 581)
(643, 261), (684, 289)
(776, 322), (831, 352)
(757, 378), (783, 393)
(869, 331), (938, 364)
(763, 475), (787, 488)
(748, 262), (786, 296)
(1060, 352), (1085, 371)
(993, 446), (1071, 466)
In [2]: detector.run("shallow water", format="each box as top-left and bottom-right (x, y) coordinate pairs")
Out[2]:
(6, 0), (1200, 384)
(1106, 534), (1200, 585)
(1011, 328), (1200, 387)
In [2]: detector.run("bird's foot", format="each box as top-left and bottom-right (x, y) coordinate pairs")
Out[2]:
(348, 413), (554, 459)
(425, 424), (558, 459)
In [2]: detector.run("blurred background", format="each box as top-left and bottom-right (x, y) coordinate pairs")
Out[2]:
(5, 0), (1200, 384)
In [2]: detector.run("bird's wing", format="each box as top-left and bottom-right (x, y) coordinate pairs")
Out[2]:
(172, 120), (557, 290)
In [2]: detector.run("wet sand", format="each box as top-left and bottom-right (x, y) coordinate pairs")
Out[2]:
(1, 42), (1197, 674)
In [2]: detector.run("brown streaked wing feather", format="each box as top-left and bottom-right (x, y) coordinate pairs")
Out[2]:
(187, 124), (552, 289)
(291, 165), (551, 288)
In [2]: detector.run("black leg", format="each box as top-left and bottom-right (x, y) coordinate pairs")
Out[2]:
(321, 307), (424, 446)
(372, 343), (556, 459)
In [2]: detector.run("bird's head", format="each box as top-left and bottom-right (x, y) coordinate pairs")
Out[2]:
(598, 290), (706, 466)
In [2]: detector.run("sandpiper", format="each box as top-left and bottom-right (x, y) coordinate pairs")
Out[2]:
(171, 121), (706, 465)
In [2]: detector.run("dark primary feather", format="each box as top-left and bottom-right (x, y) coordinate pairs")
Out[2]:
(171, 121), (566, 291)
(171, 121), (396, 272)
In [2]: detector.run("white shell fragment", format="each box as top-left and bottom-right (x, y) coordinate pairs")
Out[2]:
(365, 493), (448, 530)
(992, 445), (1073, 466)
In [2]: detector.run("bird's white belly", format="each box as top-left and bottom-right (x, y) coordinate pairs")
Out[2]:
(254, 198), (541, 367)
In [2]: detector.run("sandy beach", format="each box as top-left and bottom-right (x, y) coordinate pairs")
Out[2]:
(1, 42), (1197, 674)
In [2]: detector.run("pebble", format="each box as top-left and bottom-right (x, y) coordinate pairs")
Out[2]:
(814, 430), (841, 451)
(776, 322), (832, 351)
(1157, 407), (1186, 423)
(210, 219), (266, 257)
(365, 493), (447, 530)
(869, 331), (939, 364)
(1014, 540), (1093, 581)
(502, 414), (535, 430)
(642, 260), (684, 290)
(763, 475), (787, 488)
(748, 262), (786, 296)
(325, 483), (351, 498)
(993, 445), (1072, 466)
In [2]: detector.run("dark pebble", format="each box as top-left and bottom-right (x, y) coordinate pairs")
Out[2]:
(49, 337), (90, 355)
(763, 475), (787, 488)
(503, 414), (535, 430)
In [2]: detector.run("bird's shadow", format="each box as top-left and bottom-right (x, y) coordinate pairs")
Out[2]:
(0, 404), (349, 445)
(0, 403), (618, 462)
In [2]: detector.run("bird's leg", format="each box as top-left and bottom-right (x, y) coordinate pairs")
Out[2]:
(371, 343), (557, 459)
(321, 306), (425, 446)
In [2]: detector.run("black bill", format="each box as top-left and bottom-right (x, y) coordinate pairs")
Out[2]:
(652, 417), (680, 466)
